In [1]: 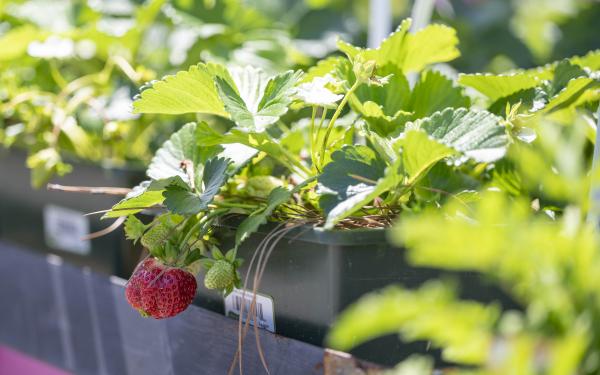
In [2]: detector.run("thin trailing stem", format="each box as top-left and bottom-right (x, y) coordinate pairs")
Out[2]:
(47, 183), (132, 195)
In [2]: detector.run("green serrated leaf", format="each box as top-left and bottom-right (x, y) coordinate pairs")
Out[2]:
(132, 63), (228, 116)
(103, 177), (187, 218)
(215, 67), (302, 131)
(409, 108), (508, 163)
(542, 77), (599, 114)
(400, 130), (456, 184)
(124, 215), (147, 244)
(338, 19), (459, 73)
(318, 145), (402, 229)
(550, 60), (588, 97)
(318, 145), (387, 214)
(570, 49), (600, 70)
(163, 186), (202, 215)
(409, 70), (470, 119)
(323, 163), (400, 229)
(162, 157), (232, 215)
(458, 72), (541, 102)
(196, 122), (299, 173)
(147, 122), (221, 184)
(202, 156), (232, 199)
(349, 64), (412, 136)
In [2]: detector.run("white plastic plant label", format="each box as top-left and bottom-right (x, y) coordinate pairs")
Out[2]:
(43, 204), (91, 255)
(224, 288), (275, 333)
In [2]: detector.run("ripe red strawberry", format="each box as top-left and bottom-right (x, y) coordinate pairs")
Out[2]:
(125, 258), (197, 319)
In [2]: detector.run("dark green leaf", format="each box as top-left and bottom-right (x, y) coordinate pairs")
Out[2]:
(318, 145), (387, 213)
(235, 187), (292, 245)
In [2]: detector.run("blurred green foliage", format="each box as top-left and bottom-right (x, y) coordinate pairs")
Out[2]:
(328, 112), (600, 373)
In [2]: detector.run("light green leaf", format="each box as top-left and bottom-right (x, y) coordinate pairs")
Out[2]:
(215, 67), (302, 131)
(400, 130), (456, 184)
(103, 177), (186, 218)
(0, 25), (44, 61)
(399, 23), (460, 73)
(300, 56), (345, 83)
(570, 49), (600, 70)
(124, 215), (147, 244)
(338, 19), (459, 73)
(327, 282), (497, 365)
(350, 64), (412, 136)
(26, 148), (72, 188)
(409, 70), (470, 119)
(196, 122), (300, 172)
(542, 76), (599, 114)
(458, 72), (540, 102)
(132, 63), (228, 116)
(409, 108), (508, 163)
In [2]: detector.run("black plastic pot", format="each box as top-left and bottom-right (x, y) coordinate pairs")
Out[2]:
(196, 220), (519, 367)
(0, 149), (145, 278)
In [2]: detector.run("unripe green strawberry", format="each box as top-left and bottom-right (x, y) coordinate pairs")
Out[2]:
(141, 222), (172, 250)
(246, 176), (283, 198)
(204, 260), (235, 290)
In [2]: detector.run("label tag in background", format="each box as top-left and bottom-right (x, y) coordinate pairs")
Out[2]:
(224, 288), (275, 333)
(44, 205), (91, 255)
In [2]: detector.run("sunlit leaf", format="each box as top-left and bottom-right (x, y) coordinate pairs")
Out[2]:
(215, 67), (302, 131)
(338, 19), (460, 73)
(133, 63), (228, 116)
(409, 108), (508, 163)
(458, 72), (540, 102)
(399, 130), (456, 184)
(328, 282), (497, 365)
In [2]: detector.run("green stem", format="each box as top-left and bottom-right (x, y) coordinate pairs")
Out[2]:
(314, 108), (328, 172)
(214, 201), (258, 210)
(179, 209), (225, 251)
(49, 61), (67, 89)
(267, 133), (311, 177)
(318, 81), (360, 168)
(309, 106), (318, 169)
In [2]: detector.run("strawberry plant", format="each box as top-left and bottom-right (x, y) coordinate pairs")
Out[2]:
(41, 7), (597, 323)
(72, 17), (592, 319)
